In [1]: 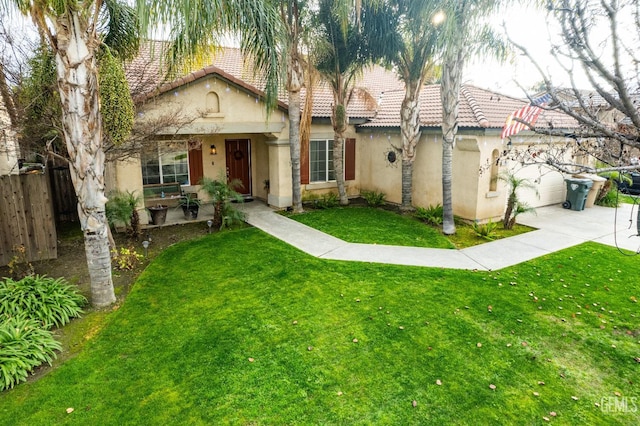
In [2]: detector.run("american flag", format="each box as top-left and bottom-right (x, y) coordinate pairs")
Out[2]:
(501, 94), (552, 139)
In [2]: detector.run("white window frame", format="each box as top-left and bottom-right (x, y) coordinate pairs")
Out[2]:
(141, 142), (190, 186)
(310, 139), (336, 183)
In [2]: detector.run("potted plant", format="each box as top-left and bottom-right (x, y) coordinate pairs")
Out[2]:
(147, 204), (169, 225)
(178, 193), (201, 220)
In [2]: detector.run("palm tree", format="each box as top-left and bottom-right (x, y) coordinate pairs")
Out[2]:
(0, 0), (139, 307)
(498, 171), (538, 229)
(313, 0), (358, 205)
(377, 1), (441, 212)
(278, 1), (308, 213)
(313, 0), (389, 206)
(438, 0), (507, 234)
(1, 0), (281, 307)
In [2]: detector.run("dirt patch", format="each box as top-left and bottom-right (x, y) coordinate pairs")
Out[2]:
(1, 220), (211, 301)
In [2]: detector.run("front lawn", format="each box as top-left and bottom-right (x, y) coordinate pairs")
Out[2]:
(1, 229), (638, 425)
(287, 206), (532, 249)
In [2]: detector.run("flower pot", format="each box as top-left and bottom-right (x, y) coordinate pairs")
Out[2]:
(182, 204), (199, 220)
(148, 205), (169, 225)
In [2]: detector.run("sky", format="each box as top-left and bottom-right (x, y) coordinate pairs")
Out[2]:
(464, 5), (571, 98)
(464, 3), (625, 98)
(2, 4), (605, 100)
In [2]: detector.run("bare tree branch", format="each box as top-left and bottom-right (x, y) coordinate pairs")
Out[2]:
(506, 0), (640, 174)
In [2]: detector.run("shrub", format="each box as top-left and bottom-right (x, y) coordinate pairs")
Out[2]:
(106, 190), (142, 237)
(112, 247), (144, 270)
(201, 176), (246, 229)
(472, 220), (498, 241)
(415, 204), (443, 226)
(361, 190), (386, 207)
(0, 275), (86, 330)
(315, 192), (339, 209)
(301, 191), (339, 209)
(595, 183), (620, 207)
(6, 245), (34, 280)
(0, 317), (61, 391)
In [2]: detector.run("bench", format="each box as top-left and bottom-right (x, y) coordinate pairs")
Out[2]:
(143, 183), (184, 207)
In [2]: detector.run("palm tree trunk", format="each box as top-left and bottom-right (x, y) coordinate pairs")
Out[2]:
(400, 79), (422, 212)
(441, 52), (464, 235)
(503, 193), (516, 229)
(332, 97), (348, 206)
(288, 50), (304, 213)
(55, 12), (115, 307)
(333, 127), (348, 205)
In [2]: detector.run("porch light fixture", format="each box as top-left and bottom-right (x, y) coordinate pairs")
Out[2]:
(210, 144), (217, 155)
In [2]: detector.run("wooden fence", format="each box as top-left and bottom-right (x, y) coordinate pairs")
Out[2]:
(0, 173), (57, 266)
(49, 165), (78, 223)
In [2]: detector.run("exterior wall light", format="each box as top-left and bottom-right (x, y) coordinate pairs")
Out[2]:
(210, 144), (217, 155)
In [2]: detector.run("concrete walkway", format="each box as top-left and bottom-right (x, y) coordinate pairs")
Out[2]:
(241, 201), (639, 271)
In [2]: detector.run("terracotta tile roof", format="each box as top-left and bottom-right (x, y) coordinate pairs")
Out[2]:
(126, 42), (575, 130)
(126, 41), (288, 110)
(360, 84), (577, 130)
(126, 42), (400, 118)
(304, 66), (404, 119)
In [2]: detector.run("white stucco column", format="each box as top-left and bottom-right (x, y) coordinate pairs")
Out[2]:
(266, 139), (292, 208)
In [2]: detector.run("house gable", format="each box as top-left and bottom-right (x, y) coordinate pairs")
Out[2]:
(137, 74), (287, 136)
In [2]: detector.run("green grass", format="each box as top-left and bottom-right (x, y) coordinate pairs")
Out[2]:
(1, 229), (639, 425)
(287, 206), (533, 249)
(287, 207), (454, 248)
(620, 193), (639, 205)
(449, 221), (534, 249)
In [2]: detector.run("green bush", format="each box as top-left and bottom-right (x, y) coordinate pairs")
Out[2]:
(361, 190), (386, 207)
(595, 185), (620, 207)
(315, 192), (339, 209)
(111, 247), (144, 270)
(472, 219), (498, 241)
(106, 190), (142, 237)
(0, 317), (61, 391)
(303, 192), (339, 209)
(201, 176), (246, 229)
(414, 204), (443, 226)
(0, 275), (86, 330)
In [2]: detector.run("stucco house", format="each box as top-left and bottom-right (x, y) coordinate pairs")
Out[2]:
(110, 43), (578, 225)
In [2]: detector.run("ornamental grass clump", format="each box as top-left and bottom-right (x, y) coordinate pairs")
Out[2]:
(361, 190), (386, 207)
(0, 275), (86, 330)
(0, 317), (61, 391)
(414, 204), (443, 226)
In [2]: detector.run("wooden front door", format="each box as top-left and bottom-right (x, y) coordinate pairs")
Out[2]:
(225, 139), (251, 196)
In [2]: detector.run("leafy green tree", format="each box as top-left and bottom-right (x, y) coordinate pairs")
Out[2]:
(0, 0), (281, 307)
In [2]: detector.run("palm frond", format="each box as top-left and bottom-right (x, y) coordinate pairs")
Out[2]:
(138, 0), (283, 111)
(100, 0), (140, 61)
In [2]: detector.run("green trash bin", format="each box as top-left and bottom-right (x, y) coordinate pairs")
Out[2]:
(562, 178), (593, 211)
